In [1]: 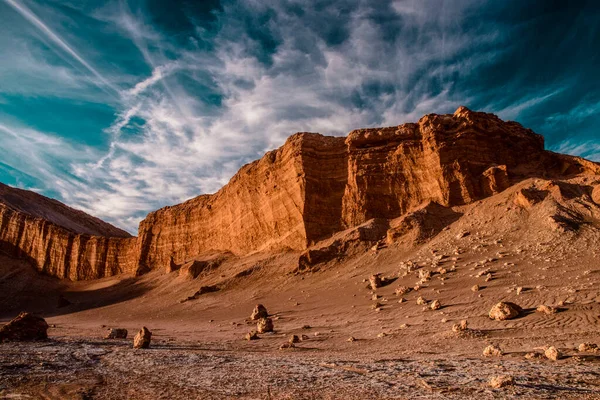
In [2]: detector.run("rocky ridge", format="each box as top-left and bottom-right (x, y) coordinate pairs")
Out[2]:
(1, 107), (599, 280)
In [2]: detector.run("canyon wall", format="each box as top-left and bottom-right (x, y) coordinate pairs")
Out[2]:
(2, 106), (599, 279)
(0, 204), (137, 280)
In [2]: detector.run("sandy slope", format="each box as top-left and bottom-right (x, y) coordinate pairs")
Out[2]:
(2, 175), (600, 398)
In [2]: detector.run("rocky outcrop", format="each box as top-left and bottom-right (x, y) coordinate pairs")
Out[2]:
(0, 203), (138, 280)
(0, 312), (48, 342)
(2, 107), (599, 280)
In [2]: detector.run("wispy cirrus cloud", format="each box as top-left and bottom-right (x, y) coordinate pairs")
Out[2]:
(0, 0), (599, 234)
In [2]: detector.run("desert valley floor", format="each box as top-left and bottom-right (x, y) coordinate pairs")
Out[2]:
(2, 176), (600, 399)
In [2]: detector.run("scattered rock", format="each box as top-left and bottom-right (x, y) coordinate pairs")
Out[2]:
(483, 344), (503, 357)
(578, 343), (599, 352)
(536, 305), (557, 315)
(104, 328), (128, 339)
(0, 312), (48, 342)
(430, 300), (441, 310)
(133, 327), (152, 349)
(416, 296), (427, 305)
(395, 286), (411, 296)
(516, 287), (523, 295)
(369, 274), (382, 290)
(544, 346), (561, 361)
(452, 320), (469, 333)
(244, 331), (259, 341)
(300, 334), (309, 341)
(525, 352), (542, 360)
(489, 375), (514, 388)
(289, 335), (300, 344)
(279, 342), (295, 350)
(489, 302), (522, 321)
(257, 318), (274, 333)
(251, 304), (269, 320)
(471, 285), (480, 292)
(347, 336), (357, 342)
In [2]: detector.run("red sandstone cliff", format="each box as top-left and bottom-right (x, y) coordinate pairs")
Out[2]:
(0, 183), (137, 280)
(2, 107), (599, 279)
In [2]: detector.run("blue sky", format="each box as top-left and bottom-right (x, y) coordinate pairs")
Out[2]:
(0, 0), (599, 233)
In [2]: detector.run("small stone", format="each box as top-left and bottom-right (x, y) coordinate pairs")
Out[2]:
(257, 318), (274, 333)
(430, 300), (441, 310)
(347, 336), (357, 342)
(578, 343), (599, 352)
(483, 344), (503, 357)
(250, 304), (268, 320)
(369, 274), (382, 290)
(395, 286), (411, 296)
(452, 320), (468, 333)
(133, 327), (152, 349)
(300, 334), (309, 341)
(104, 328), (128, 339)
(371, 294), (379, 301)
(279, 342), (295, 350)
(489, 375), (514, 388)
(416, 296), (427, 305)
(245, 331), (259, 341)
(377, 332), (387, 338)
(545, 346), (561, 361)
(489, 302), (522, 321)
(289, 335), (300, 344)
(516, 287), (523, 295)
(536, 305), (557, 315)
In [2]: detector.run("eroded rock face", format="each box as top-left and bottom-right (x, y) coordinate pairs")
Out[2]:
(0, 312), (48, 342)
(0, 203), (138, 280)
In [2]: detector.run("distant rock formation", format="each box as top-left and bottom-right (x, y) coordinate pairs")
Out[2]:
(1, 107), (599, 280)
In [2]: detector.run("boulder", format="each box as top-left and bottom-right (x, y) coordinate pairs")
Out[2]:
(489, 302), (522, 321)
(430, 300), (441, 310)
(483, 345), (503, 357)
(545, 346), (561, 361)
(452, 320), (468, 333)
(133, 327), (152, 349)
(536, 305), (557, 315)
(257, 318), (274, 333)
(369, 274), (382, 290)
(250, 304), (268, 320)
(0, 312), (48, 342)
(578, 343), (599, 352)
(105, 328), (128, 339)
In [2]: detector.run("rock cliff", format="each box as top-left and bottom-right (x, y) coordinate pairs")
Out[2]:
(1, 107), (599, 279)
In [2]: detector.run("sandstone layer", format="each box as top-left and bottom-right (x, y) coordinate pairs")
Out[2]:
(1, 107), (599, 280)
